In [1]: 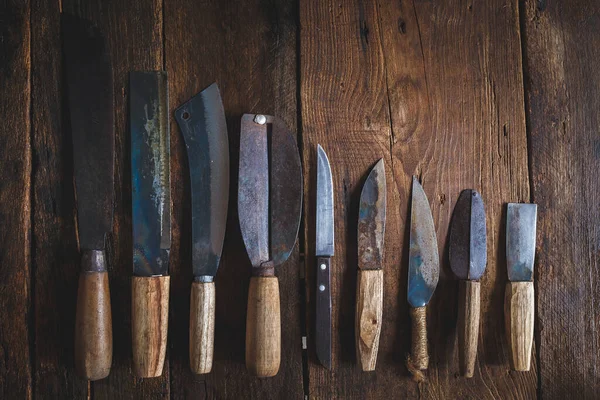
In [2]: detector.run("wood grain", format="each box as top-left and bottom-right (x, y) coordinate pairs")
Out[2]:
(458, 280), (480, 378)
(355, 269), (383, 371)
(504, 282), (534, 372)
(190, 281), (216, 374)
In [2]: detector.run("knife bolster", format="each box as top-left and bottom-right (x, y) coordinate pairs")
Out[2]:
(132, 276), (170, 377)
(504, 281), (534, 371)
(355, 269), (383, 371)
(458, 280), (480, 378)
(190, 281), (216, 374)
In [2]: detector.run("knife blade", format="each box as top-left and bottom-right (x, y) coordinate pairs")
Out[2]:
(175, 83), (229, 374)
(356, 159), (386, 371)
(239, 114), (302, 377)
(449, 189), (487, 377)
(315, 144), (334, 369)
(130, 71), (171, 378)
(505, 203), (537, 371)
(63, 13), (114, 381)
(407, 177), (439, 378)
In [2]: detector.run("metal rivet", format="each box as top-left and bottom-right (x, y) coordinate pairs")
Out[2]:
(254, 114), (267, 125)
(320, 263), (326, 270)
(319, 284), (325, 292)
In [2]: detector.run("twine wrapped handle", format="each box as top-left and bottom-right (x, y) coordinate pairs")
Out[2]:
(406, 306), (428, 382)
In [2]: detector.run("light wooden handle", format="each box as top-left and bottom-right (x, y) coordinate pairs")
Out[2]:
(458, 280), (480, 377)
(245, 276), (280, 377)
(74, 271), (113, 380)
(504, 281), (534, 371)
(355, 269), (383, 371)
(132, 276), (170, 377)
(409, 306), (428, 371)
(190, 281), (216, 374)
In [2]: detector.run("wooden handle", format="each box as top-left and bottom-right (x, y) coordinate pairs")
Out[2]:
(190, 281), (216, 374)
(504, 281), (534, 371)
(409, 306), (428, 371)
(245, 276), (280, 377)
(355, 269), (383, 371)
(74, 271), (112, 380)
(132, 276), (170, 378)
(458, 280), (480, 377)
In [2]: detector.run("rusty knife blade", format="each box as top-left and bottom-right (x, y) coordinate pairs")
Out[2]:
(449, 189), (487, 280)
(506, 203), (537, 282)
(408, 177), (439, 307)
(62, 14), (114, 251)
(358, 159), (386, 270)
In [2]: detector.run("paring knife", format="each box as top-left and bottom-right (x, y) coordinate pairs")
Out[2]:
(239, 114), (303, 377)
(63, 13), (114, 381)
(407, 177), (439, 380)
(505, 203), (537, 371)
(356, 159), (386, 371)
(315, 145), (334, 369)
(449, 190), (487, 377)
(175, 84), (229, 374)
(130, 71), (171, 378)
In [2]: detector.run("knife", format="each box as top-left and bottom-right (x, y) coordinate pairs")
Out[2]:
(239, 114), (302, 377)
(315, 144), (334, 369)
(505, 203), (537, 371)
(63, 13), (114, 381)
(407, 177), (439, 380)
(449, 189), (487, 377)
(175, 83), (229, 374)
(356, 159), (386, 371)
(130, 71), (171, 378)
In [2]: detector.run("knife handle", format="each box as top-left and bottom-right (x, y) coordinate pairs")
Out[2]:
(246, 276), (280, 377)
(190, 281), (216, 374)
(504, 281), (534, 371)
(74, 250), (112, 380)
(408, 306), (429, 375)
(458, 280), (480, 378)
(316, 257), (332, 369)
(132, 276), (170, 377)
(355, 269), (383, 371)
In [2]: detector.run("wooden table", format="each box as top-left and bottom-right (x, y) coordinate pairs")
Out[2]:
(1, 0), (598, 398)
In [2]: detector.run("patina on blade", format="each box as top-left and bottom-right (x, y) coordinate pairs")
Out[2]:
(316, 145), (334, 257)
(130, 71), (170, 277)
(175, 84), (229, 281)
(63, 13), (114, 252)
(358, 159), (386, 270)
(507, 203), (537, 282)
(408, 177), (439, 307)
(449, 190), (487, 280)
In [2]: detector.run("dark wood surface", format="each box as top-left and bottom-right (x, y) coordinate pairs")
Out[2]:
(0, 0), (597, 398)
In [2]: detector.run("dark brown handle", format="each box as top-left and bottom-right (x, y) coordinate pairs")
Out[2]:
(190, 281), (215, 374)
(355, 269), (383, 371)
(316, 257), (332, 369)
(505, 281), (534, 371)
(132, 276), (170, 378)
(246, 276), (280, 377)
(458, 280), (480, 377)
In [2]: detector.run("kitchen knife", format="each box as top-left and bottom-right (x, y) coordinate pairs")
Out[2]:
(130, 71), (171, 378)
(356, 159), (386, 371)
(407, 177), (439, 380)
(175, 83), (229, 374)
(315, 145), (334, 369)
(449, 189), (487, 377)
(505, 203), (537, 371)
(239, 114), (302, 377)
(63, 13), (114, 381)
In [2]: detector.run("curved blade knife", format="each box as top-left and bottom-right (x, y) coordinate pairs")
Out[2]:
(239, 114), (302, 377)
(356, 159), (386, 371)
(63, 13), (114, 381)
(449, 189), (487, 377)
(175, 83), (229, 375)
(316, 145), (334, 369)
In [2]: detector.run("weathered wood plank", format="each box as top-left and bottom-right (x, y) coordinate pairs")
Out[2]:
(165, 0), (303, 398)
(522, 0), (600, 397)
(0, 0), (32, 398)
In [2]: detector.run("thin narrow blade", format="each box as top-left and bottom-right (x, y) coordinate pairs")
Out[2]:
(175, 84), (229, 279)
(130, 72), (170, 276)
(408, 177), (439, 307)
(316, 145), (334, 257)
(507, 203), (537, 282)
(357, 159), (386, 270)
(449, 190), (487, 280)
(62, 14), (114, 251)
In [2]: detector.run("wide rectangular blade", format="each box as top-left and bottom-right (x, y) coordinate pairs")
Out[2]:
(408, 177), (439, 307)
(357, 159), (386, 270)
(449, 190), (487, 280)
(130, 72), (170, 276)
(175, 84), (229, 279)
(62, 14), (114, 251)
(316, 145), (334, 257)
(506, 203), (537, 282)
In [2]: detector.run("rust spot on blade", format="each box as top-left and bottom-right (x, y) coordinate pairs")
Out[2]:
(358, 159), (386, 270)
